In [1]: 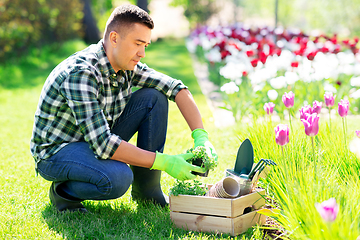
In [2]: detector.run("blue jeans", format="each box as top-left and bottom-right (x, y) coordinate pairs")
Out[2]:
(37, 88), (168, 200)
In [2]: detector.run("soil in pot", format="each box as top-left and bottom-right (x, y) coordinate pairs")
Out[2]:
(191, 157), (209, 177)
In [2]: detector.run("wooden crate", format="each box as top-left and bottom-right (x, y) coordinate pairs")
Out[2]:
(170, 188), (266, 236)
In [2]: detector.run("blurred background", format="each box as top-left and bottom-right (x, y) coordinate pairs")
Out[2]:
(1, 0), (360, 62)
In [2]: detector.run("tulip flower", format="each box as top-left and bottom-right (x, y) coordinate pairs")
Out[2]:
(312, 100), (322, 114)
(299, 105), (313, 120)
(315, 198), (339, 222)
(356, 130), (360, 138)
(290, 61), (299, 68)
(274, 124), (289, 146)
(250, 59), (259, 67)
(338, 99), (349, 117)
(282, 91), (295, 131)
(301, 113), (319, 179)
(301, 113), (319, 137)
(324, 92), (336, 132)
(275, 124), (289, 159)
(282, 91), (295, 108)
(324, 92), (335, 107)
(338, 99), (350, 146)
(264, 102), (275, 115)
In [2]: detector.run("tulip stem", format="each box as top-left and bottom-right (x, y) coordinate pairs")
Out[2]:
(288, 109), (293, 133)
(342, 117), (347, 147)
(328, 107), (331, 133)
(281, 145), (285, 160)
(311, 136), (316, 181)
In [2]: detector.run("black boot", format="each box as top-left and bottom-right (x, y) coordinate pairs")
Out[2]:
(49, 182), (88, 213)
(130, 166), (169, 207)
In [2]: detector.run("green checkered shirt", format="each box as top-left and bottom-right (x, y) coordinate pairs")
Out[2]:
(30, 40), (187, 163)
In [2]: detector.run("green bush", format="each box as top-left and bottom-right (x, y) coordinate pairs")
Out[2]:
(0, 0), (84, 62)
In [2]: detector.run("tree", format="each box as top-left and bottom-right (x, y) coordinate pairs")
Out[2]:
(82, 0), (101, 44)
(170, 0), (219, 28)
(137, 0), (149, 12)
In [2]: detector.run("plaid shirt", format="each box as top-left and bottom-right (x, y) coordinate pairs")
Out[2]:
(30, 40), (187, 163)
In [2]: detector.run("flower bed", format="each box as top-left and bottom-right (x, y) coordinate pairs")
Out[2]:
(186, 24), (360, 121)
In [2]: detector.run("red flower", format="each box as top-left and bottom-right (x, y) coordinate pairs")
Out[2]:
(291, 61), (299, 68)
(333, 45), (341, 54)
(330, 34), (337, 44)
(251, 59), (259, 67)
(259, 52), (267, 64)
(274, 48), (282, 56)
(246, 50), (254, 57)
(307, 51), (318, 61)
(320, 46), (330, 53)
(242, 71), (248, 77)
(221, 50), (231, 60)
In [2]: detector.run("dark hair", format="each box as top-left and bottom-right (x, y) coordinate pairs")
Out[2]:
(104, 4), (154, 39)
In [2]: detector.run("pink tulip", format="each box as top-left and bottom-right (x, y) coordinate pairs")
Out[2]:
(274, 124), (290, 146)
(338, 99), (349, 117)
(282, 91), (295, 108)
(299, 105), (313, 120)
(324, 92), (335, 108)
(315, 198), (339, 222)
(301, 113), (319, 137)
(312, 100), (322, 114)
(356, 130), (360, 138)
(264, 102), (275, 115)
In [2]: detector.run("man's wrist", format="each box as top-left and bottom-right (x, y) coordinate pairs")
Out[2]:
(191, 128), (208, 139)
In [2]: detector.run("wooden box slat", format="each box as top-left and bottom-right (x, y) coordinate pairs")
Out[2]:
(170, 189), (265, 218)
(170, 210), (266, 236)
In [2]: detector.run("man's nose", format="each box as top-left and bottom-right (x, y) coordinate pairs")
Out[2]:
(138, 47), (146, 58)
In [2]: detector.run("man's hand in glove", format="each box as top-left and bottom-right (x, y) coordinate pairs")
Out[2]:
(151, 151), (206, 181)
(191, 128), (218, 161)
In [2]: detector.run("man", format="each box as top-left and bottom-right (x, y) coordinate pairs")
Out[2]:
(30, 4), (217, 212)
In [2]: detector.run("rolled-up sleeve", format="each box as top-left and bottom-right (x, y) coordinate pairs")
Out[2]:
(131, 63), (187, 101)
(59, 69), (121, 159)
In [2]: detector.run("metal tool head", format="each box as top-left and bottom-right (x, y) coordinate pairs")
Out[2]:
(234, 138), (254, 176)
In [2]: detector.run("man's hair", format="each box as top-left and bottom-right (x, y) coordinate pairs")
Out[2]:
(104, 4), (154, 40)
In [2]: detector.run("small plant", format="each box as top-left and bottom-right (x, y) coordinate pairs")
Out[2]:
(170, 179), (207, 196)
(186, 146), (218, 172)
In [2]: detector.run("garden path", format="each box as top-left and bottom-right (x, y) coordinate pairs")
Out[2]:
(191, 55), (236, 127)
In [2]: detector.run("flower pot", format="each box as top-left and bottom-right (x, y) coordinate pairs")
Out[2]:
(191, 157), (209, 177)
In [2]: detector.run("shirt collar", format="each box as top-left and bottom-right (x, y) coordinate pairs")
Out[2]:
(96, 39), (118, 81)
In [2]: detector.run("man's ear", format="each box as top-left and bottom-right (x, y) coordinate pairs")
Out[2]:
(109, 31), (118, 47)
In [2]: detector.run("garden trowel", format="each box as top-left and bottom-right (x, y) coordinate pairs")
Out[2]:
(225, 139), (276, 196)
(225, 138), (254, 178)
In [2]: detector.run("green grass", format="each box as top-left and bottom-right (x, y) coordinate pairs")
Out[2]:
(0, 38), (256, 239)
(1, 38), (359, 239)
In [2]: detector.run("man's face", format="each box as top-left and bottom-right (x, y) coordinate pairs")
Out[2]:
(111, 23), (151, 72)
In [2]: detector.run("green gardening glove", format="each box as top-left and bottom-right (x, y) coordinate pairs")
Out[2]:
(151, 151), (206, 181)
(191, 128), (218, 161)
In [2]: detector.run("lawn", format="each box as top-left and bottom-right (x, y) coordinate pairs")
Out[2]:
(0, 38), (359, 239)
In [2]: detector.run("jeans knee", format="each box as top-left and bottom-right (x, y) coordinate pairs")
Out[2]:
(140, 88), (168, 111)
(106, 166), (133, 199)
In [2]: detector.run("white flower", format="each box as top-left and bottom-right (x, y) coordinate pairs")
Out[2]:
(324, 83), (337, 93)
(350, 89), (360, 99)
(186, 39), (197, 53)
(205, 48), (221, 62)
(350, 76), (360, 87)
(285, 71), (300, 85)
(350, 138), (360, 158)
(267, 89), (278, 100)
(270, 76), (287, 89)
(220, 82), (239, 94)
(220, 61), (246, 80)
